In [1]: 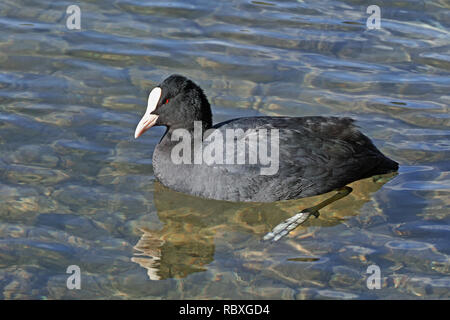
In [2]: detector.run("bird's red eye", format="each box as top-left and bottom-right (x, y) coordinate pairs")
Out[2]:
(165, 99), (169, 104)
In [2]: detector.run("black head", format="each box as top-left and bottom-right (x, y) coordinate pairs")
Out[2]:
(135, 75), (212, 138)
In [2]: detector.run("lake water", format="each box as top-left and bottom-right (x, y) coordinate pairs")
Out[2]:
(0, 0), (449, 299)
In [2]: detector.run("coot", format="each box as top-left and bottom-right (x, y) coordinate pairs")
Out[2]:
(135, 75), (398, 240)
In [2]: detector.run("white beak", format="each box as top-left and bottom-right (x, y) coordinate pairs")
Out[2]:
(135, 87), (161, 139)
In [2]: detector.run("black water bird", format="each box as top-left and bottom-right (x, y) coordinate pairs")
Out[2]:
(135, 75), (398, 241)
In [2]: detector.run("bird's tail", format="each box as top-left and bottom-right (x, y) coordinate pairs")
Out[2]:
(376, 156), (399, 175)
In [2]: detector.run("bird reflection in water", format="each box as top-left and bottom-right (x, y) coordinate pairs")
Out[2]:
(132, 172), (397, 280)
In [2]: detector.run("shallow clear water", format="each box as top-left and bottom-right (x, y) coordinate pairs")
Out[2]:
(0, 0), (449, 299)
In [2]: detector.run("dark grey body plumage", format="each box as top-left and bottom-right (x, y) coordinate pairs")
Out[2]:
(153, 115), (398, 202)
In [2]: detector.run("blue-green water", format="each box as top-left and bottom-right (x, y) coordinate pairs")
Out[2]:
(0, 0), (449, 299)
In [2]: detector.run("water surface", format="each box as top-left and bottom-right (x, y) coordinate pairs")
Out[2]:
(0, 0), (449, 299)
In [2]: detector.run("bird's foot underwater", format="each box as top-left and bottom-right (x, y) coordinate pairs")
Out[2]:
(263, 208), (319, 242)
